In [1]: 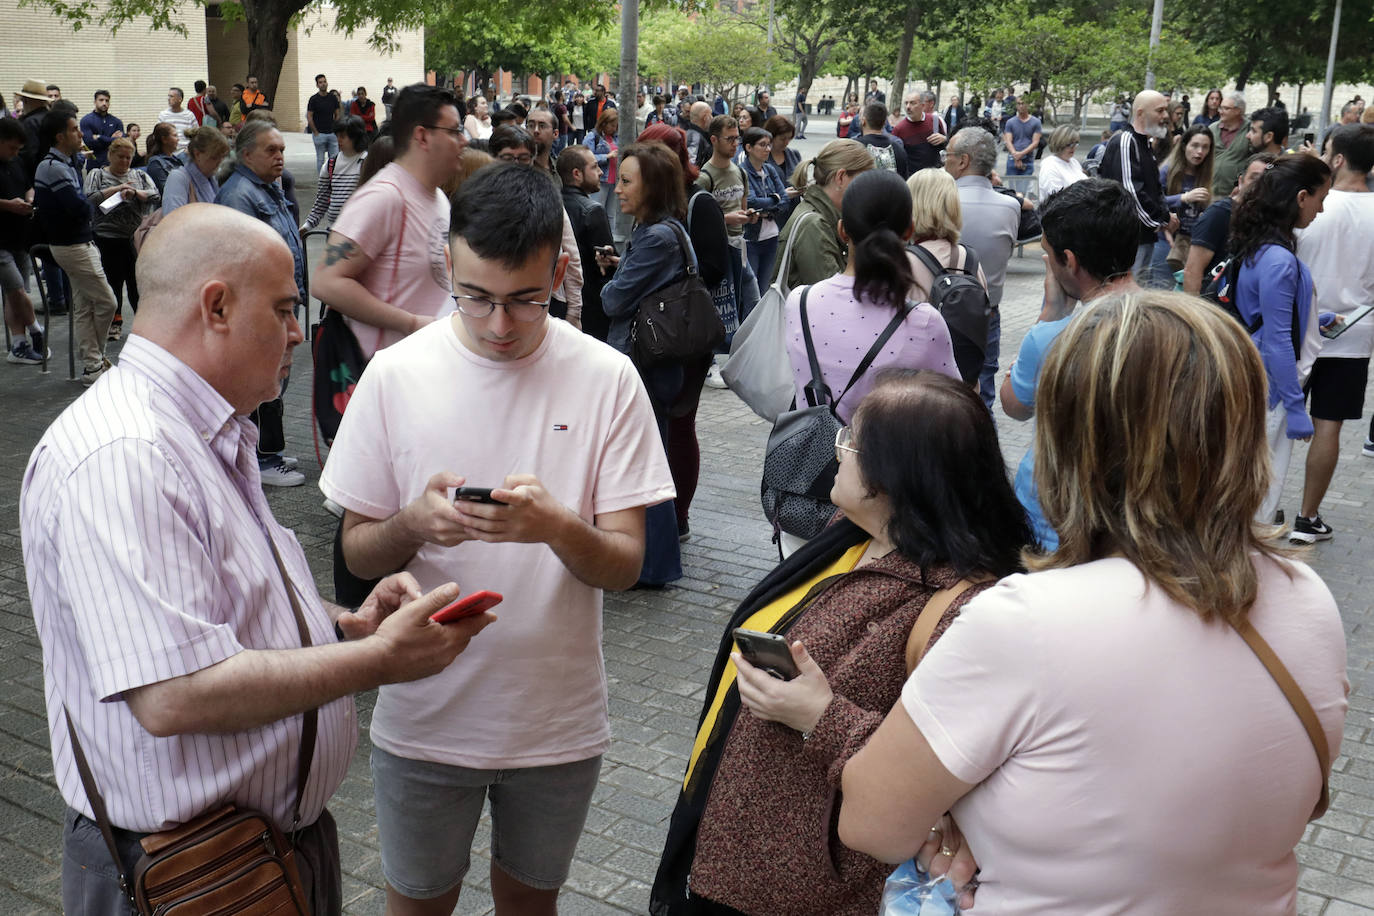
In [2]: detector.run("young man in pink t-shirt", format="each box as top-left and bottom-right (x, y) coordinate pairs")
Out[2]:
(320, 165), (674, 916)
(312, 84), (465, 360)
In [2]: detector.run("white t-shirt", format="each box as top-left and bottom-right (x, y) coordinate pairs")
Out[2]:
(331, 162), (453, 359)
(903, 556), (1347, 915)
(1036, 153), (1086, 198)
(319, 317), (675, 768)
(158, 108), (199, 151)
(1296, 188), (1374, 359)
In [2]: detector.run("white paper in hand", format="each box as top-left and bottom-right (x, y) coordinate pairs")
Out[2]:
(99, 194), (125, 214)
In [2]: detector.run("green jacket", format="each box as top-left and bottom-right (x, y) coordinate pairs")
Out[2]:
(772, 184), (843, 290)
(1210, 119), (1252, 196)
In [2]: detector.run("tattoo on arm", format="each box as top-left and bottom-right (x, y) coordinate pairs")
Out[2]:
(324, 238), (357, 267)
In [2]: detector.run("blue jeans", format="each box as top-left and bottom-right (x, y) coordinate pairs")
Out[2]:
(1131, 241), (1158, 286)
(313, 132), (338, 175)
(747, 236), (779, 295)
(978, 306), (1002, 411)
(1006, 154), (1034, 176)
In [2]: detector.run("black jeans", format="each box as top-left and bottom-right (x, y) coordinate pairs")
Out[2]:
(93, 235), (138, 312)
(62, 806), (342, 916)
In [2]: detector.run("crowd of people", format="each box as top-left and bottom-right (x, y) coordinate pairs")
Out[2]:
(8, 67), (1371, 916)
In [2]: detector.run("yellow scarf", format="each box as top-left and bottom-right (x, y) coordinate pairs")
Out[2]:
(683, 540), (869, 788)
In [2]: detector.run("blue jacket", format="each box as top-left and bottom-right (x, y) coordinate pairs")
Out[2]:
(600, 217), (695, 354)
(583, 130), (615, 173)
(33, 148), (93, 245)
(218, 163), (306, 301)
(79, 111), (125, 168)
(741, 156), (789, 242)
(1235, 243), (1313, 438)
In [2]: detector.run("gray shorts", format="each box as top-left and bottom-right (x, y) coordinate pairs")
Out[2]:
(370, 746), (602, 898)
(0, 248), (31, 293)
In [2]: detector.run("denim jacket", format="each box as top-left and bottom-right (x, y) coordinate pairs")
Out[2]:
(584, 130), (615, 171)
(742, 157), (789, 242)
(217, 163), (306, 301)
(600, 217), (696, 354)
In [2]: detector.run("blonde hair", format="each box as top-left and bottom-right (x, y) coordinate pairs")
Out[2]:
(108, 137), (135, 157)
(1029, 291), (1284, 625)
(1047, 124), (1079, 155)
(186, 125), (230, 158)
(790, 138), (874, 190)
(1362, 106), (1374, 125)
(444, 147), (493, 197)
(906, 168), (961, 243)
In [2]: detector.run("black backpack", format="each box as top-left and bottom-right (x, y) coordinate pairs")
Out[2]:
(1202, 253), (1301, 357)
(908, 244), (992, 385)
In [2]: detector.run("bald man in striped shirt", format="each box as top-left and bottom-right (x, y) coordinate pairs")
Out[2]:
(20, 204), (496, 916)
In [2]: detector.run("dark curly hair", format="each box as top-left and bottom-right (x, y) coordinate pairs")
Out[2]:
(1229, 154), (1331, 266)
(853, 370), (1031, 579)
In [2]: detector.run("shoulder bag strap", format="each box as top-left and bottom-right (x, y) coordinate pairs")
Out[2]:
(661, 219), (698, 277)
(265, 537), (318, 834)
(775, 211), (818, 299)
(908, 241), (950, 281)
(63, 533), (320, 898)
(1230, 618), (1330, 820)
(905, 576), (991, 675)
(797, 286), (831, 407)
(831, 299), (917, 410)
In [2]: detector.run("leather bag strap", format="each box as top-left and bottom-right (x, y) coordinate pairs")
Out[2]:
(799, 287), (914, 411)
(1230, 618), (1330, 820)
(63, 533), (321, 899)
(905, 577), (989, 675)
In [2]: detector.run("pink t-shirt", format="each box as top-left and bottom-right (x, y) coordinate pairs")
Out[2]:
(319, 317), (675, 768)
(331, 162), (453, 359)
(904, 556), (1348, 914)
(785, 274), (958, 424)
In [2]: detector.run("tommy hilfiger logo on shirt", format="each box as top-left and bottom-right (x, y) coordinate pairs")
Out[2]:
(553, 425), (568, 431)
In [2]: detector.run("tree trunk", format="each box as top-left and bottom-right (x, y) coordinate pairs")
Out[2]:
(618, 0), (639, 101)
(241, 0), (302, 114)
(890, 1), (922, 108)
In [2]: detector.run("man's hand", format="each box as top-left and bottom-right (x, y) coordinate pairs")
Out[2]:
(338, 571), (424, 640)
(0, 198), (33, 217)
(918, 815), (981, 909)
(1039, 254), (1072, 322)
(928, 132), (947, 146)
(786, 186), (801, 198)
(112, 130), (124, 139)
(1167, 213), (1180, 234)
(370, 583), (496, 684)
(723, 209), (753, 228)
(453, 473), (572, 545)
(401, 472), (474, 547)
(733, 642), (833, 734)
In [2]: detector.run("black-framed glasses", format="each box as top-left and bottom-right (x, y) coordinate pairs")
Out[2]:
(451, 269), (558, 322)
(423, 123), (465, 138)
(834, 426), (858, 463)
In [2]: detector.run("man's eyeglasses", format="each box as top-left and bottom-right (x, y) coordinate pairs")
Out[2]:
(451, 269), (557, 322)
(834, 426), (859, 463)
(423, 124), (465, 138)
(496, 151), (534, 164)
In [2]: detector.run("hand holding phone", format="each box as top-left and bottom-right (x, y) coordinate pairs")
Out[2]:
(454, 486), (503, 505)
(431, 590), (504, 623)
(733, 628), (800, 680)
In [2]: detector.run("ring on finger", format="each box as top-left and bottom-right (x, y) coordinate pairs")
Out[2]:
(940, 845), (955, 857)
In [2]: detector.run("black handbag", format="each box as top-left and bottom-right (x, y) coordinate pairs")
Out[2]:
(760, 287), (914, 543)
(630, 221), (726, 367)
(312, 307), (367, 446)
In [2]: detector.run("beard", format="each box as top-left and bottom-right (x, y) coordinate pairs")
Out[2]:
(1144, 123), (1169, 140)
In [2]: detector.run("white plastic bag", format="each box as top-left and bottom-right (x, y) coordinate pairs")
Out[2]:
(720, 212), (816, 421)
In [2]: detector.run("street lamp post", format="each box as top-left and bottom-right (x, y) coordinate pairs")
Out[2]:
(1319, 0), (1343, 137)
(1144, 0), (1164, 90)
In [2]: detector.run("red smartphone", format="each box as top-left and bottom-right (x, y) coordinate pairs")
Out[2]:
(430, 590), (503, 623)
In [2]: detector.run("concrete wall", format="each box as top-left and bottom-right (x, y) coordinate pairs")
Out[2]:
(0, 0), (207, 136)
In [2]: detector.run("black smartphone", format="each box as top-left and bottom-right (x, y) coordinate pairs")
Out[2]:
(733, 628), (799, 680)
(595, 244), (616, 257)
(453, 486), (502, 504)
(1303, 130), (1316, 146)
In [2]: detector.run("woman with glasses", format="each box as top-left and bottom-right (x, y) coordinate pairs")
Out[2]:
(598, 141), (699, 586)
(651, 370), (1031, 916)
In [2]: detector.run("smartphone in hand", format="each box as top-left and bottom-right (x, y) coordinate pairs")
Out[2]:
(431, 590), (504, 623)
(454, 486), (502, 505)
(733, 628), (800, 680)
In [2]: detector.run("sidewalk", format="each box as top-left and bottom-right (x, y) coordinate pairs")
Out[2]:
(0, 147), (1372, 914)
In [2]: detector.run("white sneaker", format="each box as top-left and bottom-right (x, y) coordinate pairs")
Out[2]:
(1363, 439), (1374, 458)
(259, 456), (306, 487)
(704, 363), (728, 389)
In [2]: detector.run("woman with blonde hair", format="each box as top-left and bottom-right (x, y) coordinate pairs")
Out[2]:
(771, 138), (874, 289)
(84, 136), (159, 337)
(841, 290), (1347, 914)
(905, 168), (989, 383)
(442, 146), (493, 197)
(161, 125), (230, 215)
(1037, 124), (1087, 197)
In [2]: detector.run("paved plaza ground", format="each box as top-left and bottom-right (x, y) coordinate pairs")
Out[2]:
(1, 124), (1373, 914)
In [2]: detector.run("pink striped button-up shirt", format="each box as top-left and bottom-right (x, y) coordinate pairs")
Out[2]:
(20, 335), (356, 833)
